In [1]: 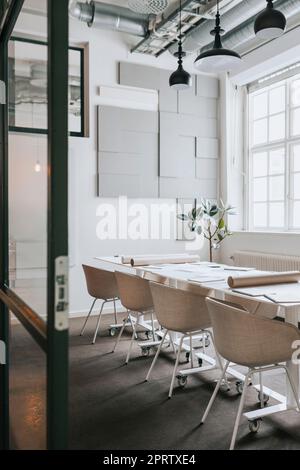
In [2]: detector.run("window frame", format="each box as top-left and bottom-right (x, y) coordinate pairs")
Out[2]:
(8, 36), (88, 138)
(247, 73), (300, 232)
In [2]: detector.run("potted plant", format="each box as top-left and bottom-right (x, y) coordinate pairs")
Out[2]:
(177, 199), (236, 262)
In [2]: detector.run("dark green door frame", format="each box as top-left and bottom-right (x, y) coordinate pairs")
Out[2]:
(0, 0), (25, 451)
(47, 0), (69, 450)
(0, 0), (69, 450)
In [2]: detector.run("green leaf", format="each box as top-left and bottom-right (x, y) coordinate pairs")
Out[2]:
(218, 233), (224, 241)
(209, 206), (218, 217)
(195, 207), (202, 219)
(188, 221), (196, 232)
(218, 218), (225, 229)
(177, 214), (188, 221)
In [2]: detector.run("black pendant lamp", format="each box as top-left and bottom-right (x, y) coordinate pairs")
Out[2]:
(254, 0), (286, 39)
(194, 0), (241, 73)
(169, 0), (192, 90)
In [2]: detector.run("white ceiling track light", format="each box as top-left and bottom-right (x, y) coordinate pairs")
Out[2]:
(128, 0), (169, 15)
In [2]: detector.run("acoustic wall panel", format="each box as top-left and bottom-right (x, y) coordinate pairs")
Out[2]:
(119, 62), (161, 90)
(178, 94), (218, 118)
(98, 106), (159, 197)
(120, 62), (180, 113)
(196, 138), (219, 159)
(197, 75), (219, 99)
(196, 158), (218, 180)
(114, 62), (221, 200)
(160, 177), (218, 199)
(160, 112), (218, 175)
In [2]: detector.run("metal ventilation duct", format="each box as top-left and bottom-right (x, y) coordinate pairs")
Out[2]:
(169, 0), (263, 53)
(170, 0), (300, 55)
(69, 1), (149, 37)
(128, 0), (169, 15)
(202, 0), (300, 54)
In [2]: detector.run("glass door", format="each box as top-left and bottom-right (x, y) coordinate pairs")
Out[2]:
(0, 0), (69, 449)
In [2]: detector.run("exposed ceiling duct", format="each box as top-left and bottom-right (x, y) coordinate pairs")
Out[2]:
(131, 0), (219, 56)
(170, 0), (300, 56)
(128, 0), (169, 15)
(69, 0), (300, 58)
(202, 0), (300, 55)
(69, 0), (149, 37)
(174, 0), (263, 53)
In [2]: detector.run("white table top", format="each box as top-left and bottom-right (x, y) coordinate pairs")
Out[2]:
(94, 256), (300, 310)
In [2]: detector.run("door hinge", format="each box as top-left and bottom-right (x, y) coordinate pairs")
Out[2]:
(55, 256), (69, 331)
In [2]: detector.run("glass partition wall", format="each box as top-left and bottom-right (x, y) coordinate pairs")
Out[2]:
(0, 0), (69, 450)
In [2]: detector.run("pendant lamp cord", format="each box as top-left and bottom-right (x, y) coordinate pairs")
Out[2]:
(213, 0), (222, 49)
(178, 0), (183, 67)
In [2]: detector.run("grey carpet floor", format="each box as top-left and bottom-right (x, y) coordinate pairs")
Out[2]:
(9, 315), (300, 450)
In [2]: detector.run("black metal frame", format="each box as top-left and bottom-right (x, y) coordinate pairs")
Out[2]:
(47, 0), (69, 450)
(0, 0), (69, 450)
(8, 35), (85, 137)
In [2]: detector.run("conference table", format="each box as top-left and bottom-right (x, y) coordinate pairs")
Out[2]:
(95, 256), (300, 425)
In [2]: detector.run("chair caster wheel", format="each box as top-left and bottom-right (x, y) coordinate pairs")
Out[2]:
(185, 352), (190, 363)
(257, 391), (270, 405)
(177, 375), (188, 388)
(109, 327), (117, 337)
(221, 380), (231, 392)
(248, 418), (262, 433)
(145, 331), (153, 340)
(236, 380), (244, 395)
(204, 337), (210, 348)
(141, 347), (151, 357)
(198, 358), (203, 367)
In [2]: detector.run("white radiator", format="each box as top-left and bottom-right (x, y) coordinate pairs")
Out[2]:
(232, 251), (300, 272)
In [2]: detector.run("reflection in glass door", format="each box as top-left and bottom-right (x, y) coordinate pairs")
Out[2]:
(0, 0), (69, 450)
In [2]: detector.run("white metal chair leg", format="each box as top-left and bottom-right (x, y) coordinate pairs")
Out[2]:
(92, 301), (106, 344)
(230, 370), (252, 450)
(201, 361), (230, 424)
(112, 311), (130, 352)
(146, 329), (168, 382)
(169, 335), (177, 357)
(126, 313), (140, 364)
(259, 371), (264, 408)
(113, 298), (118, 324)
(284, 366), (300, 410)
(189, 335), (194, 368)
(205, 329), (223, 371)
(169, 335), (184, 399)
(150, 311), (156, 341)
(129, 312), (138, 340)
(80, 298), (97, 336)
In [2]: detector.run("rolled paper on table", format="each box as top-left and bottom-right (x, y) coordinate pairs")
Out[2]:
(129, 254), (200, 267)
(227, 271), (300, 289)
(121, 256), (134, 264)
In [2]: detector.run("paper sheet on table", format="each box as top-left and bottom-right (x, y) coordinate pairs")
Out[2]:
(264, 292), (300, 303)
(224, 266), (255, 272)
(232, 287), (279, 297)
(189, 276), (226, 284)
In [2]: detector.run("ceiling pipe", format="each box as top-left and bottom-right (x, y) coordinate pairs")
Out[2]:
(69, 1), (149, 37)
(202, 0), (300, 53)
(169, 0), (286, 54)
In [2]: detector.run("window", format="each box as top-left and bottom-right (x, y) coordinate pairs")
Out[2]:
(248, 73), (300, 231)
(8, 37), (89, 137)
